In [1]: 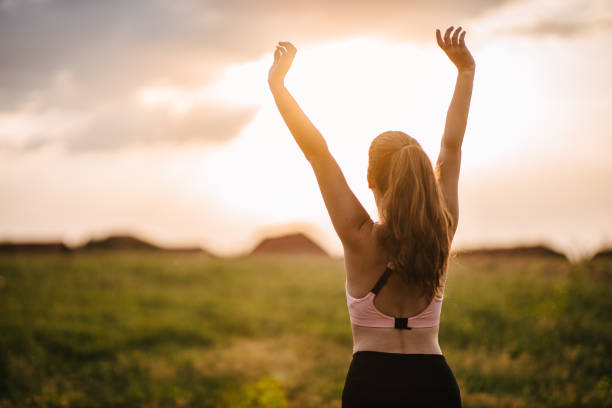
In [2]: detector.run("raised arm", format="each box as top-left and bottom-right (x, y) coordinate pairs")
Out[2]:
(268, 42), (372, 251)
(434, 26), (475, 235)
(268, 42), (329, 159)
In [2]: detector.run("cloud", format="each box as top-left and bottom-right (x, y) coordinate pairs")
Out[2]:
(0, 102), (257, 153)
(0, 1), (229, 110)
(0, 0), (516, 152)
(64, 103), (257, 153)
(482, 0), (612, 39)
(502, 18), (612, 37)
(0, 0), (513, 109)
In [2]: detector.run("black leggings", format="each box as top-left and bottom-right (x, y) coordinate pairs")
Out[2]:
(342, 351), (462, 407)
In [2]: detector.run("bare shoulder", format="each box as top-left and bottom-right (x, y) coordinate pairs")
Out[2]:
(343, 218), (379, 258)
(344, 221), (390, 296)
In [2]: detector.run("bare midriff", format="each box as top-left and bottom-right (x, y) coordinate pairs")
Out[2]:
(351, 324), (442, 355)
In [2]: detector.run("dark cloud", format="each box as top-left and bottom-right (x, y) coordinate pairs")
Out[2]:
(0, 0), (513, 152)
(0, 0), (227, 110)
(0, 0), (513, 106)
(0, 103), (257, 153)
(500, 18), (612, 38)
(63, 104), (257, 153)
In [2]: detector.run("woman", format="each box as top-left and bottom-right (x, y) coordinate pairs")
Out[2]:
(268, 26), (474, 407)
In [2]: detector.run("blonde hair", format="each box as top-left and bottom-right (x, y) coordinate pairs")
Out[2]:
(368, 131), (454, 304)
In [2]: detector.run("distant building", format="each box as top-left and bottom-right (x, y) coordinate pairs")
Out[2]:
(251, 232), (329, 257)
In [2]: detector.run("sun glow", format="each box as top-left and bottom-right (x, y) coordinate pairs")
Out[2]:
(192, 37), (531, 222)
(124, 33), (610, 257)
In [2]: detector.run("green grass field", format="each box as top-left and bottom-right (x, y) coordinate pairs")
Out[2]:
(0, 252), (610, 407)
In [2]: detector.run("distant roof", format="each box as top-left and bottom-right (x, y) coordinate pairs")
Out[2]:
(251, 232), (329, 257)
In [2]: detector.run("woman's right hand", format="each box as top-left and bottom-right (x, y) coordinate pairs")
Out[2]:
(268, 41), (297, 93)
(436, 26), (475, 73)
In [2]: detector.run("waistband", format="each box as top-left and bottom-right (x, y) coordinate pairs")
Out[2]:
(353, 350), (446, 359)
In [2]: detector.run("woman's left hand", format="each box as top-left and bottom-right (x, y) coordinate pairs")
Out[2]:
(268, 41), (297, 92)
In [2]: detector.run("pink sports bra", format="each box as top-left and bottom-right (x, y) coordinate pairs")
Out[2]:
(345, 266), (443, 330)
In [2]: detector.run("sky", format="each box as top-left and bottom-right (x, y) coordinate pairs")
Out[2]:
(1, 0), (611, 260)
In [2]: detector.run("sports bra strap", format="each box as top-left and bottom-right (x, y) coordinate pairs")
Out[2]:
(370, 266), (393, 294)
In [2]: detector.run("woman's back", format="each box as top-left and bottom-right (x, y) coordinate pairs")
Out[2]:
(345, 221), (447, 354)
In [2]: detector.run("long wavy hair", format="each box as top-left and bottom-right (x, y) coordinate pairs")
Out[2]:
(368, 130), (455, 304)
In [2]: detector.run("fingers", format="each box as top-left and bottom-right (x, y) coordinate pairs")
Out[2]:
(437, 26), (468, 49)
(278, 41), (297, 55)
(443, 26), (453, 46)
(278, 41), (294, 49)
(436, 29), (444, 49)
(451, 26), (461, 46)
(273, 41), (296, 66)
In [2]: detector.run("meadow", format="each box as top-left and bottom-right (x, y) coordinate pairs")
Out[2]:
(0, 251), (610, 407)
